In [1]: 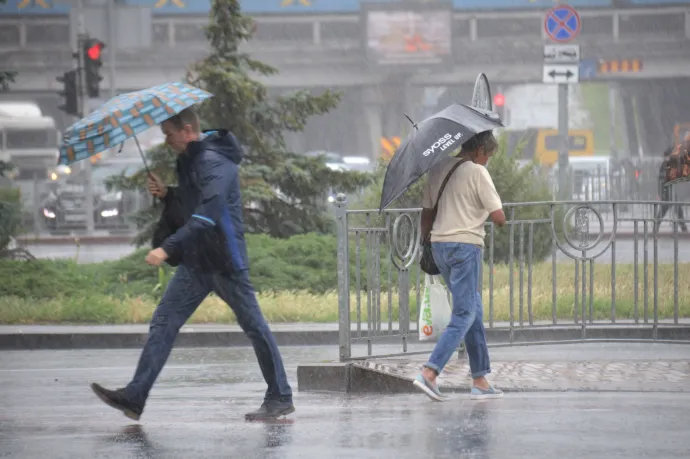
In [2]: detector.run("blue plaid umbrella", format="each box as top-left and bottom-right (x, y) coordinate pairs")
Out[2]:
(58, 82), (213, 166)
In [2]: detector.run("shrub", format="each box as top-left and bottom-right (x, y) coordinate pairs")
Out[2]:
(0, 230), (405, 300)
(54, 233), (346, 296)
(0, 258), (87, 298)
(483, 135), (564, 264)
(0, 253), (167, 300)
(247, 233), (340, 293)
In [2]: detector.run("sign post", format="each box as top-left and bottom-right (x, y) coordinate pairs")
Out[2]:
(543, 5), (581, 200)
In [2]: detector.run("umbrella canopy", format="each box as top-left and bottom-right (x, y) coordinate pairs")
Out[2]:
(58, 82), (213, 166)
(378, 103), (504, 211)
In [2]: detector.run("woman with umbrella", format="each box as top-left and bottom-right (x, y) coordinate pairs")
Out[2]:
(378, 102), (506, 401)
(413, 130), (506, 401)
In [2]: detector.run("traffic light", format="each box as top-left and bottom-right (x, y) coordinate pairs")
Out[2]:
(56, 69), (79, 117)
(82, 38), (105, 98)
(493, 93), (505, 120)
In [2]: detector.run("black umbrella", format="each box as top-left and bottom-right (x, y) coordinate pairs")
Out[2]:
(378, 103), (504, 211)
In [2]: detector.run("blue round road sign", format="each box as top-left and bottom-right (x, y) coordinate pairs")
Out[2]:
(544, 5), (581, 43)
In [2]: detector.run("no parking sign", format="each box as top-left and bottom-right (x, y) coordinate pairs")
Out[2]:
(544, 5), (581, 43)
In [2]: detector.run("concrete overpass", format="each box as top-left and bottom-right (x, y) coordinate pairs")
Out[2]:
(1, 4), (689, 157)
(2, 6), (690, 90)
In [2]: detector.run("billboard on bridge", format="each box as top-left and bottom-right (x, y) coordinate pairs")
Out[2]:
(362, 2), (453, 68)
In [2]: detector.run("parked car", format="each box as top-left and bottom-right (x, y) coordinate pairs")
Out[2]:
(303, 150), (375, 203)
(40, 161), (141, 233)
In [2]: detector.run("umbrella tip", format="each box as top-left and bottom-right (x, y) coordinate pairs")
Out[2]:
(404, 113), (419, 130)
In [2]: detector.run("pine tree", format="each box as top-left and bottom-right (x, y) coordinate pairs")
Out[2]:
(0, 1), (15, 118)
(108, 0), (372, 245)
(0, 0), (15, 95)
(0, 0), (22, 258)
(0, 71), (15, 94)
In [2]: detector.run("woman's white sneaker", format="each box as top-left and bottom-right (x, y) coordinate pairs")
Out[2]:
(469, 385), (504, 400)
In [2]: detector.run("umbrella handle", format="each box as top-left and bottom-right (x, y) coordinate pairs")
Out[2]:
(131, 134), (163, 206)
(133, 134), (153, 177)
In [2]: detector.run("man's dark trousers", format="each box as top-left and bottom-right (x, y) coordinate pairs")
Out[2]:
(124, 264), (293, 405)
(655, 187), (688, 233)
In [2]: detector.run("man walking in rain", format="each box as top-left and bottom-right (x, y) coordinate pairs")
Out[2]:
(413, 130), (506, 401)
(90, 107), (294, 421)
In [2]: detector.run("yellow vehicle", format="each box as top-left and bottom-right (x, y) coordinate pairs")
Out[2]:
(504, 128), (595, 166)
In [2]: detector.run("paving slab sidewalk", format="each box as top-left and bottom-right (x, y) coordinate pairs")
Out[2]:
(357, 356), (690, 393)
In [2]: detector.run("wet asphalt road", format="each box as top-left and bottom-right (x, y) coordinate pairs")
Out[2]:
(1, 345), (689, 459)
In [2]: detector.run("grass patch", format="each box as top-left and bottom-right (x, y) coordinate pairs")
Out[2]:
(1, 263), (687, 325)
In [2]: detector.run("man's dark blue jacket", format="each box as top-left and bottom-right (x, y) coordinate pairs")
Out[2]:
(155, 129), (249, 273)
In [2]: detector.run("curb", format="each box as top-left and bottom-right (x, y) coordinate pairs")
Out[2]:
(16, 235), (134, 245)
(2, 324), (688, 351)
(601, 231), (690, 240)
(0, 330), (339, 351)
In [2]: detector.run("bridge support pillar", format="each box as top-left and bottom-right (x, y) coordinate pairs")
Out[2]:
(609, 82), (618, 158)
(360, 86), (384, 161)
(359, 80), (426, 161)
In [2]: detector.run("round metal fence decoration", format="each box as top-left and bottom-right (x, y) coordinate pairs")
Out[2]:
(552, 204), (616, 261)
(389, 213), (419, 270)
(563, 204), (604, 251)
(471, 73), (493, 111)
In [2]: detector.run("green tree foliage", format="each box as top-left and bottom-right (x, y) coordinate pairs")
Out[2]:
(484, 135), (564, 264)
(0, 0), (15, 94)
(108, 0), (372, 244)
(0, 0), (19, 255)
(0, 161), (15, 177)
(350, 133), (562, 264)
(0, 71), (15, 93)
(107, 144), (176, 247)
(0, 158), (22, 257)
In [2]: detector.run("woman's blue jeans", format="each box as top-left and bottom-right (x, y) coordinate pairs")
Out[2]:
(424, 242), (491, 378)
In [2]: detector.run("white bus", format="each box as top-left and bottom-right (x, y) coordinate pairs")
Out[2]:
(0, 102), (62, 215)
(0, 103), (60, 171)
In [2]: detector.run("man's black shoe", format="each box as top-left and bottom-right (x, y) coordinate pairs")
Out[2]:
(245, 400), (295, 421)
(90, 383), (144, 421)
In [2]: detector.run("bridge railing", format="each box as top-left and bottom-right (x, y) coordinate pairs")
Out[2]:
(334, 196), (690, 361)
(2, 6), (689, 53)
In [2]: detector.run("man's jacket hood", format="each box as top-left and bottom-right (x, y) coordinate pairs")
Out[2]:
(188, 129), (244, 165)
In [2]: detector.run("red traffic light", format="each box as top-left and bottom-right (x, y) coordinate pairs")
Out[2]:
(493, 93), (505, 107)
(86, 41), (104, 60)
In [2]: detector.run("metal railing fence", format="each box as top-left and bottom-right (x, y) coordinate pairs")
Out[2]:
(335, 195), (690, 361)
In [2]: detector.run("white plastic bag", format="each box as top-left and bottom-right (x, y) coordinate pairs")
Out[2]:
(418, 274), (452, 342)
